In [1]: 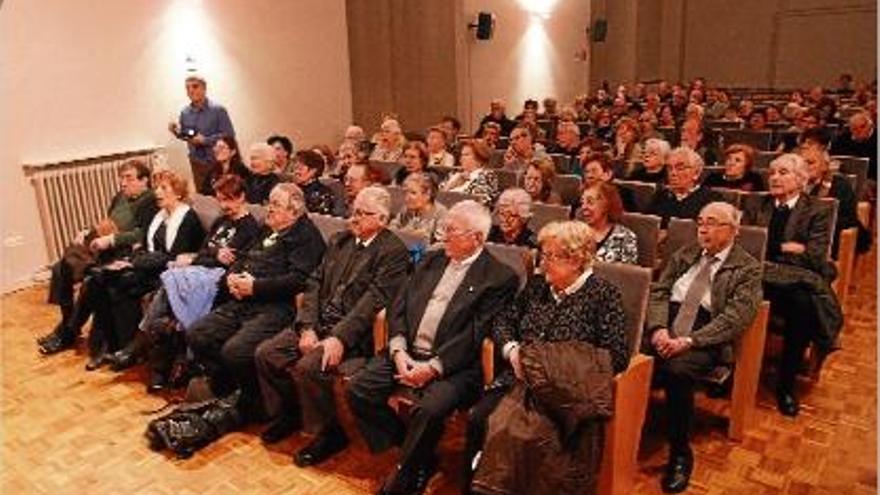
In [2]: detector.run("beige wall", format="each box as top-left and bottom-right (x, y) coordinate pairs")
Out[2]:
(593, 0), (877, 88)
(461, 0), (591, 132)
(0, 0), (352, 292)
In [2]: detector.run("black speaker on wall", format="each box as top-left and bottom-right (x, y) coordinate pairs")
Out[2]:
(474, 12), (494, 40)
(592, 19), (607, 42)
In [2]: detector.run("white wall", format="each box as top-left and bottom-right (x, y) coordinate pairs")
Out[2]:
(0, 0), (352, 292)
(460, 0), (591, 132)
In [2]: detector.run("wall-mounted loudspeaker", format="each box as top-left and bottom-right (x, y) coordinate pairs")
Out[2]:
(592, 19), (607, 42)
(471, 12), (494, 40)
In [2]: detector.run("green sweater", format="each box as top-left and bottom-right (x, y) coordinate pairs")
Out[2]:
(107, 189), (158, 248)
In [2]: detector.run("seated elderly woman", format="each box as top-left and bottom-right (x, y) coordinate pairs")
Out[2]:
(488, 188), (537, 248)
(92, 170), (206, 371)
(800, 145), (860, 258)
(394, 140), (430, 185)
(742, 154), (842, 418)
(426, 126), (455, 168)
(648, 146), (722, 228)
(703, 144), (765, 192)
(292, 150), (336, 215)
(580, 183), (638, 264)
(369, 118), (406, 162)
(522, 157), (563, 205)
(137, 175), (262, 390)
(389, 172), (448, 242)
(465, 220), (629, 494)
(441, 138), (500, 207)
(613, 116), (643, 177)
(245, 142), (282, 205)
(629, 137), (671, 184)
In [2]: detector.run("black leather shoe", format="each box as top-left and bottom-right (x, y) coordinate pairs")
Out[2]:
(147, 371), (168, 394)
(261, 417), (300, 444)
(378, 458), (437, 495)
(38, 333), (75, 355)
(85, 353), (109, 371)
(776, 389), (800, 417)
(293, 430), (349, 467)
(108, 347), (141, 371)
(661, 453), (693, 493)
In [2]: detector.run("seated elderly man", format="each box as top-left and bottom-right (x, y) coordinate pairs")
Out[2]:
(679, 118), (719, 166)
(742, 154), (841, 417)
(187, 183), (326, 420)
(646, 202), (762, 493)
(487, 188), (536, 248)
(503, 124), (547, 172)
(38, 159), (158, 355)
(477, 99), (516, 137)
(830, 111), (877, 182)
(545, 120), (581, 159)
(465, 220), (630, 494)
(648, 147), (722, 228)
(253, 187), (411, 460)
(334, 161), (374, 218)
(344, 200), (518, 495)
(245, 142), (282, 205)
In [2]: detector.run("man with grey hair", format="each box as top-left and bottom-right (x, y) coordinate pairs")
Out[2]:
(168, 74), (236, 190)
(488, 188), (536, 247)
(187, 183), (326, 422)
(831, 110), (877, 181)
(245, 142), (282, 205)
(344, 200), (518, 494)
(648, 146), (722, 228)
(254, 186), (411, 458)
(647, 201), (762, 493)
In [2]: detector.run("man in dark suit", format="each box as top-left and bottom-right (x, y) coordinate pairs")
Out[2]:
(345, 200), (518, 495)
(253, 187), (411, 459)
(741, 154), (839, 418)
(647, 146), (722, 228)
(187, 183), (326, 420)
(646, 202), (763, 493)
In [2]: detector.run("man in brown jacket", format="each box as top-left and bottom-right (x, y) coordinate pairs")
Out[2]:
(646, 202), (762, 493)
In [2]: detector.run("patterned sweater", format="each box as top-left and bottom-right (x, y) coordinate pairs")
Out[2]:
(492, 274), (630, 374)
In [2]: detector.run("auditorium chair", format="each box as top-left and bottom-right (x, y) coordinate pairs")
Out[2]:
(548, 153), (572, 174)
(550, 174), (582, 206)
(619, 212), (662, 269)
(369, 160), (402, 185)
(753, 150), (781, 169)
(528, 202), (571, 233)
(385, 185), (406, 216)
(614, 179), (656, 213)
(494, 168), (518, 191)
(437, 190), (480, 209)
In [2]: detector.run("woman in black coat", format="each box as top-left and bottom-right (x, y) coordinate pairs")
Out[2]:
(88, 170), (205, 370)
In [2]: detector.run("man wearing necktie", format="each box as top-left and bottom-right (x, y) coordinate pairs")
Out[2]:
(646, 202), (762, 493)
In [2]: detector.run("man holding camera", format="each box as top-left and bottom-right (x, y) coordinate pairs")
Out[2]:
(168, 74), (236, 190)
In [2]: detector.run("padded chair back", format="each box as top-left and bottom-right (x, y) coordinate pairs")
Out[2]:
(615, 180), (657, 212)
(619, 212), (662, 269)
(369, 161), (402, 185)
(665, 218), (768, 263)
(548, 154), (572, 174)
(495, 169), (519, 191)
(436, 190), (479, 209)
(386, 185), (406, 216)
(834, 155), (869, 199)
(710, 187), (744, 209)
(246, 204), (268, 225)
(706, 120), (744, 131)
(485, 242), (533, 290)
(551, 174), (582, 206)
(489, 149), (505, 169)
(308, 213), (348, 243)
(389, 227), (430, 251)
(754, 151), (781, 169)
(528, 202), (571, 233)
(723, 130), (774, 151)
(657, 126), (678, 144)
(817, 197), (839, 259)
(593, 261), (652, 358)
(319, 177), (344, 201)
(190, 194), (222, 232)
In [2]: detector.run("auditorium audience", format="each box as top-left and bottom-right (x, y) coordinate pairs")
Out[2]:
(580, 183), (639, 264)
(292, 150), (336, 215)
(478, 122), (502, 150)
(679, 118), (719, 165)
(38, 159), (158, 355)
(741, 154), (842, 417)
(425, 127), (455, 168)
(647, 202), (762, 493)
(503, 125), (546, 172)
(613, 117), (644, 177)
(830, 111), (877, 181)
(187, 183), (326, 421)
(254, 187), (410, 460)
(439, 116), (462, 147)
(395, 141), (431, 185)
(245, 143), (282, 205)
(441, 139), (499, 207)
(389, 173), (448, 242)
(345, 200), (518, 495)
(703, 144), (765, 191)
(478, 99), (516, 136)
(545, 120), (581, 158)
(370, 119), (405, 162)
(335, 162), (375, 217)
(487, 188), (537, 248)
(522, 158), (563, 205)
(630, 137), (670, 183)
(648, 147), (722, 228)
(467, 220), (628, 494)
(267, 135), (294, 175)
(800, 146), (859, 257)
(581, 152), (615, 187)
(97, 170), (206, 371)
(200, 136), (250, 195)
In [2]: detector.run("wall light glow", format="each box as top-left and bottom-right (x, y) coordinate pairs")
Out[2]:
(513, 1), (558, 105)
(517, 0), (559, 19)
(161, 0), (220, 78)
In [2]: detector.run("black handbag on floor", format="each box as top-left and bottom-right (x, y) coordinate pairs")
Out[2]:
(145, 389), (241, 459)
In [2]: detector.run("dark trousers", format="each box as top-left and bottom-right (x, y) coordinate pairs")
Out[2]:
(463, 383), (509, 491)
(653, 349), (715, 456)
(764, 283), (816, 393)
(48, 258), (94, 342)
(255, 327), (366, 434)
(187, 300), (294, 417)
(189, 158), (213, 196)
(346, 354), (482, 471)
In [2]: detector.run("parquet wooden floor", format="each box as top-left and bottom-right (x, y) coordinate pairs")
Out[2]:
(2, 253), (876, 495)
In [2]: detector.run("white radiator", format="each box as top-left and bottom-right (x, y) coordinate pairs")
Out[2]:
(23, 147), (164, 262)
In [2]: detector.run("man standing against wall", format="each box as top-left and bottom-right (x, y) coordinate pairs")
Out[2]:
(168, 74), (236, 190)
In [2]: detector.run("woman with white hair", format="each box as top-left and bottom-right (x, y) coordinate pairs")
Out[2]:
(487, 188), (536, 247)
(630, 137), (671, 183)
(465, 220), (629, 493)
(389, 172), (448, 241)
(245, 142), (282, 205)
(742, 153), (841, 418)
(369, 118), (405, 162)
